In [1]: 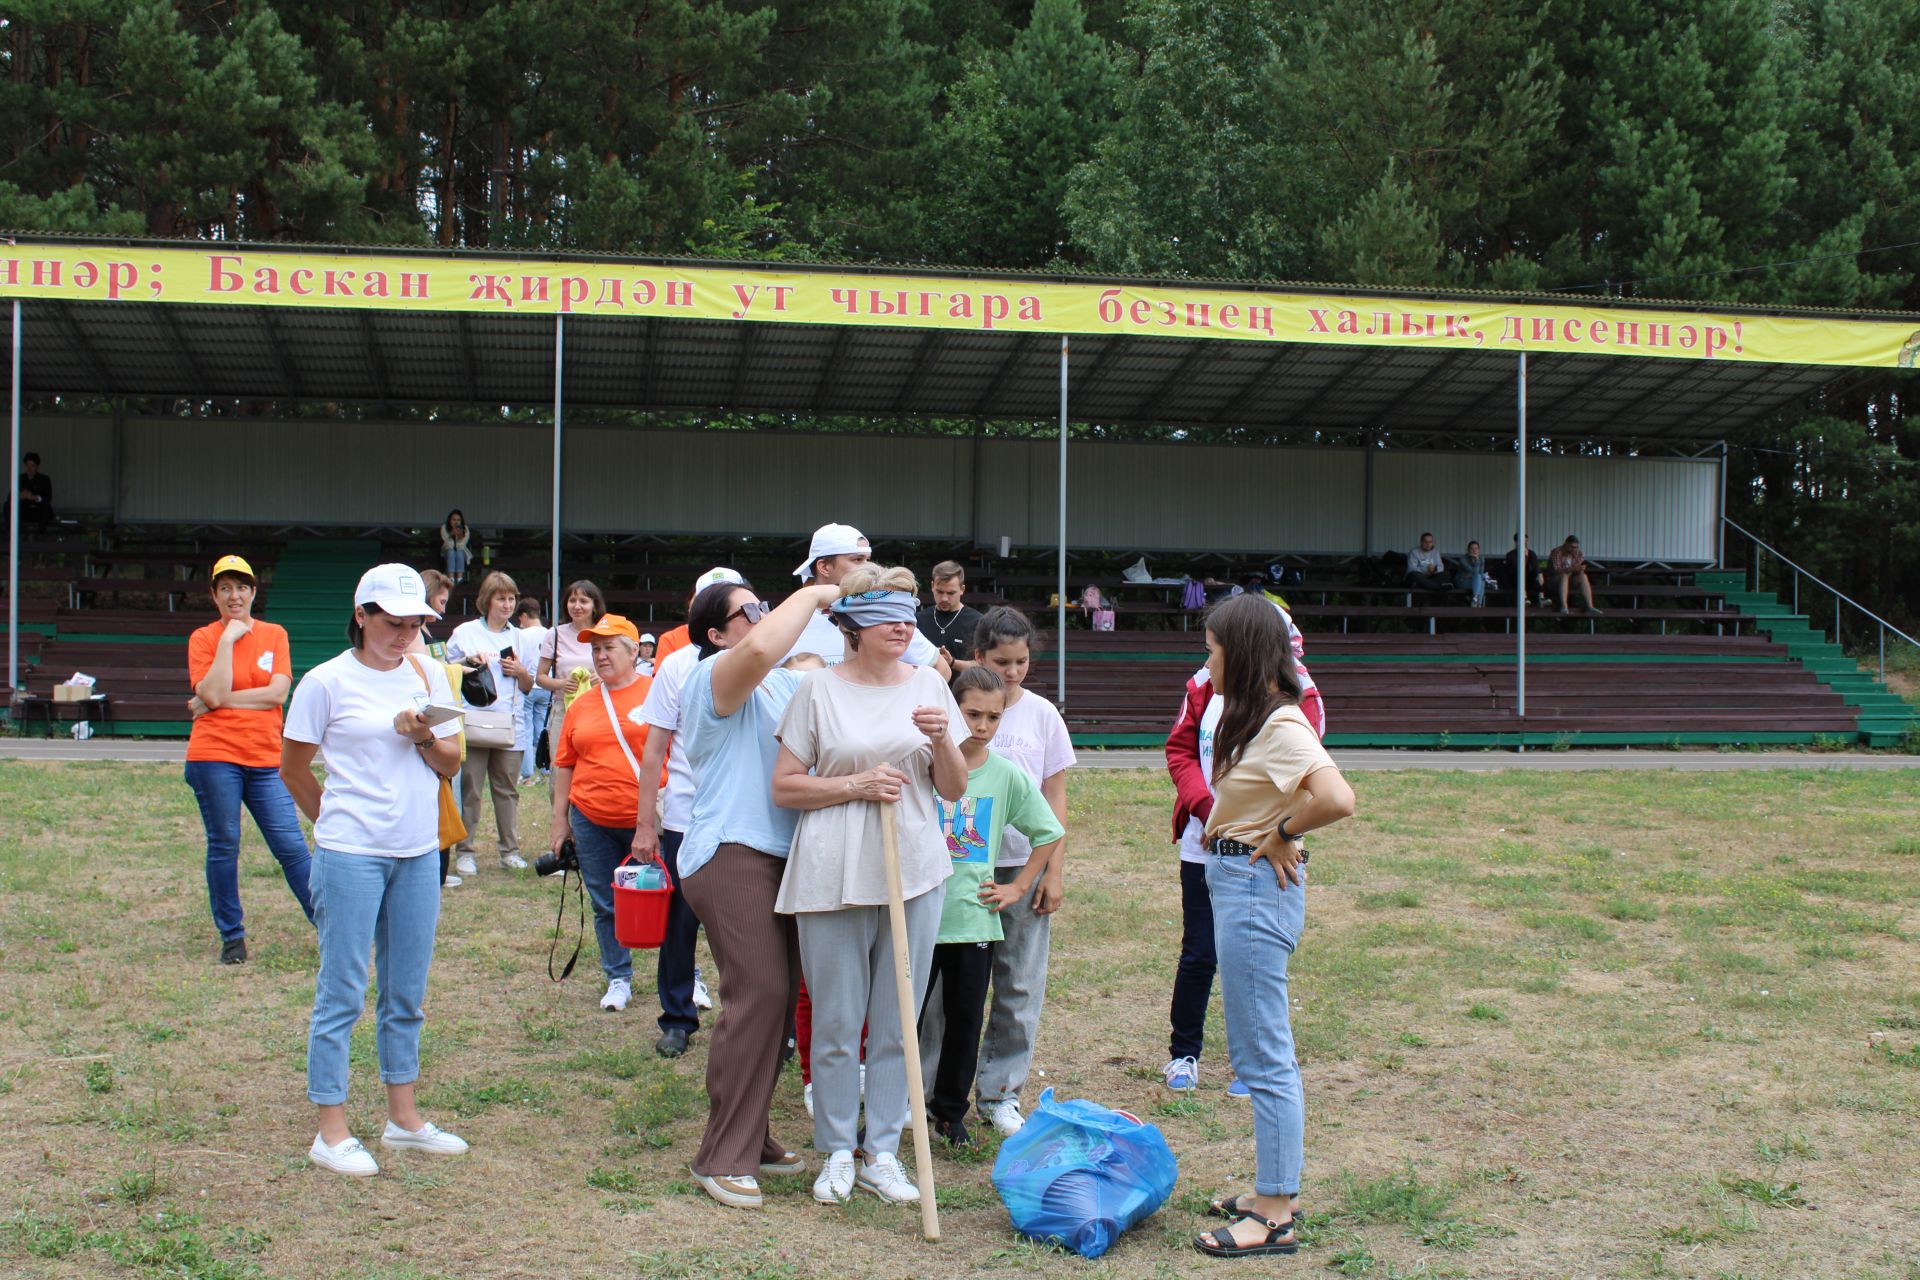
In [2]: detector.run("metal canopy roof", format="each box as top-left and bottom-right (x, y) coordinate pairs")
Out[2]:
(23, 298), (1841, 442)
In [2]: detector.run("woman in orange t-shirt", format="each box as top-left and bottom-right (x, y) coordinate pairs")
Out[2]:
(184, 555), (314, 965)
(547, 614), (658, 1014)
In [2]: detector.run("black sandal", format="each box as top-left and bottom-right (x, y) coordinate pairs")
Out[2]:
(1209, 1192), (1308, 1227)
(1193, 1215), (1298, 1258)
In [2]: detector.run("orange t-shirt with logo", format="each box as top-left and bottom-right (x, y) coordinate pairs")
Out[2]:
(186, 620), (292, 767)
(554, 676), (665, 829)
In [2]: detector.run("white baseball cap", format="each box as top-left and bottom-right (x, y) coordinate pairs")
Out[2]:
(794, 523), (870, 580)
(354, 563), (440, 618)
(639, 632), (657, 644)
(692, 566), (745, 594)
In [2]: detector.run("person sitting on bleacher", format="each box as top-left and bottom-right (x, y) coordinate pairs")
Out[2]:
(1404, 532), (1448, 593)
(1549, 536), (1603, 616)
(16, 452), (52, 525)
(1503, 534), (1549, 608)
(1453, 541), (1488, 607)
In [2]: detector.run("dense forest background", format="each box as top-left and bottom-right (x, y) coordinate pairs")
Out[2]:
(1, 1), (1916, 625)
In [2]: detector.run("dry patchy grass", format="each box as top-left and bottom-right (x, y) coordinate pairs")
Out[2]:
(1, 761), (1917, 1279)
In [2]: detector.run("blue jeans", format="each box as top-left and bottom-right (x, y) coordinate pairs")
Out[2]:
(1207, 852), (1305, 1197)
(183, 760), (315, 942)
(1169, 859), (1215, 1061)
(567, 810), (635, 984)
(307, 848), (441, 1105)
(445, 546), (468, 579)
(517, 686), (552, 772)
(657, 828), (701, 1034)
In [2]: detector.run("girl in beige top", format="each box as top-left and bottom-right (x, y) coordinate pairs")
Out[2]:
(1192, 594), (1354, 1262)
(772, 565), (968, 1208)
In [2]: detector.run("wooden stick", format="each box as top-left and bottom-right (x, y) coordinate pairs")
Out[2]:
(881, 804), (941, 1241)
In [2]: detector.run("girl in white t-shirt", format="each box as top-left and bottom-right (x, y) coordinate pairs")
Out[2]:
(444, 571), (536, 873)
(963, 606), (1073, 1137)
(281, 563), (468, 1179)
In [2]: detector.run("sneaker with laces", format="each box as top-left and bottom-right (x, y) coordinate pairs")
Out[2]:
(694, 1170), (762, 1209)
(983, 1098), (1025, 1135)
(310, 1133), (379, 1176)
(600, 977), (631, 1011)
(442, 873), (462, 888)
(380, 1120), (469, 1154)
(813, 1149), (856, 1204)
(1162, 1056), (1200, 1091)
(692, 971), (713, 1011)
(454, 854), (478, 877)
(857, 1152), (920, 1204)
(803, 1081), (814, 1119)
(500, 853), (529, 870)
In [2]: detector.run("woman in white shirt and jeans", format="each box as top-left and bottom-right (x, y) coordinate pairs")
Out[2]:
(281, 564), (469, 1177)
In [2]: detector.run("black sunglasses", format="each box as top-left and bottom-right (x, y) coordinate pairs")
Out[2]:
(725, 601), (773, 625)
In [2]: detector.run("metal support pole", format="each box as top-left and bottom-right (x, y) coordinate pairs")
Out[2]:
(1716, 441), (1728, 568)
(1880, 623), (1886, 684)
(7, 301), (19, 703)
(550, 315), (564, 627)
(1515, 353), (1527, 730)
(1056, 336), (1068, 711)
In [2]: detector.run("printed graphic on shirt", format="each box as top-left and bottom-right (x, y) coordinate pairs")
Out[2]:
(627, 705), (647, 727)
(255, 650), (275, 672)
(935, 795), (994, 864)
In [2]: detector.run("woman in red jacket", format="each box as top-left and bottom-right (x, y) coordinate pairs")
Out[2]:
(1162, 603), (1322, 1093)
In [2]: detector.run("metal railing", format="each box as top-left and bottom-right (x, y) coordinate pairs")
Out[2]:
(1722, 517), (1920, 684)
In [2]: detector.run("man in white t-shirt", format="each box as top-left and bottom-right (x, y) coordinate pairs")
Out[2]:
(784, 522), (951, 677)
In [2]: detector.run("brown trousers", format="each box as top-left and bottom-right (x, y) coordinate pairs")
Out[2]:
(678, 842), (801, 1178)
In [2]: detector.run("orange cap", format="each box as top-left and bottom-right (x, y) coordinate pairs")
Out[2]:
(579, 613), (640, 644)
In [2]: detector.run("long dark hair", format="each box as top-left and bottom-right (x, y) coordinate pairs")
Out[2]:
(1207, 594), (1302, 787)
(690, 582), (753, 659)
(972, 605), (1033, 658)
(444, 508), (465, 532)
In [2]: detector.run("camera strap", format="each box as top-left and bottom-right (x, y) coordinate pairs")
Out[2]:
(547, 868), (584, 982)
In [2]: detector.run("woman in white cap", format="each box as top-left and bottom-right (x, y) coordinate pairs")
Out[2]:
(183, 553), (314, 965)
(280, 563), (470, 1177)
(772, 565), (968, 1207)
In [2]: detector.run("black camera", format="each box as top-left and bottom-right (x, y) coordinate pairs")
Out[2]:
(535, 836), (578, 878)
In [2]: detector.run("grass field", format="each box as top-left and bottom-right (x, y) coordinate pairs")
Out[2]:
(1, 760), (1917, 1280)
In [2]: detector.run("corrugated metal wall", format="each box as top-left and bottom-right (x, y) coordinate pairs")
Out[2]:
(39, 415), (1718, 562)
(1370, 451), (1717, 562)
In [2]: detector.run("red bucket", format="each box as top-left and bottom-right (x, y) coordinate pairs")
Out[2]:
(611, 854), (673, 950)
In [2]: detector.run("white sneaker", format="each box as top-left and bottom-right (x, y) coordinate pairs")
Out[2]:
(692, 971), (713, 1011)
(442, 873), (463, 888)
(500, 853), (529, 870)
(379, 1120), (469, 1155)
(813, 1149), (856, 1204)
(309, 1133), (379, 1177)
(857, 1152), (920, 1204)
(984, 1098), (1025, 1135)
(600, 978), (631, 1011)
(454, 854), (478, 877)
(804, 1081), (814, 1119)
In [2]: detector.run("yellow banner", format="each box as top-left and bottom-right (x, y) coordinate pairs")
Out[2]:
(3, 242), (1917, 369)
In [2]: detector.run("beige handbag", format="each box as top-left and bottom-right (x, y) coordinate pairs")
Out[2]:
(462, 706), (516, 750)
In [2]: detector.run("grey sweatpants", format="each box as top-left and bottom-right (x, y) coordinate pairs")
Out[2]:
(796, 886), (945, 1158)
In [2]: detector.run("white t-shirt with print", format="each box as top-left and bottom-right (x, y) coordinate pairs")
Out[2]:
(784, 609), (941, 668)
(283, 651), (462, 858)
(445, 619), (538, 720)
(641, 643), (701, 831)
(988, 689), (1076, 869)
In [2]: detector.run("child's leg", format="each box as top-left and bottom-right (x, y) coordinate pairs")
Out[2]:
(1168, 859), (1216, 1061)
(929, 941), (993, 1124)
(977, 866), (1050, 1108)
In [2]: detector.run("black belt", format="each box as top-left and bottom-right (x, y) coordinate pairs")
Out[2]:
(1209, 837), (1307, 863)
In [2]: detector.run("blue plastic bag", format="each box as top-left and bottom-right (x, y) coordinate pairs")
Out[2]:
(991, 1088), (1179, 1259)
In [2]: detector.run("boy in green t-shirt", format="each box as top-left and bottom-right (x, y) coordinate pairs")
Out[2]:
(921, 667), (1065, 1146)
